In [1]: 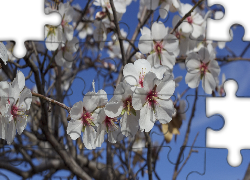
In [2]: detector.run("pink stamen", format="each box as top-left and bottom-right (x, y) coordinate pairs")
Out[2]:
(11, 105), (19, 118)
(104, 116), (116, 131)
(81, 107), (93, 126)
(123, 96), (132, 109)
(199, 62), (208, 75)
(146, 89), (158, 107)
(154, 41), (163, 54)
(61, 20), (66, 27)
(175, 31), (181, 39)
(139, 68), (146, 88)
(187, 16), (193, 24)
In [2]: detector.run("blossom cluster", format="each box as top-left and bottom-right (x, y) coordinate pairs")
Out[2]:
(0, 0), (228, 148)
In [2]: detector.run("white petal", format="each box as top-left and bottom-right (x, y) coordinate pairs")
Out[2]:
(0, 116), (5, 139)
(156, 80), (175, 99)
(138, 34), (153, 54)
(95, 123), (106, 147)
(105, 101), (123, 118)
(198, 47), (210, 63)
(70, 101), (84, 120)
(202, 73), (216, 94)
(143, 72), (159, 92)
(185, 72), (201, 89)
(159, 2), (170, 19)
(108, 125), (123, 143)
(140, 27), (151, 35)
(139, 104), (155, 132)
(83, 126), (96, 149)
(6, 120), (16, 144)
(151, 65), (168, 79)
(16, 116), (27, 135)
(181, 22), (192, 34)
(156, 99), (174, 124)
(0, 42), (8, 65)
(83, 92), (99, 112)
(96, 89), (108, 107)
(64, 25), (74, 41)
(120, 112), (139, 137)
(18, 88), (32, 111)
(160, 51), (176, 69)
(186, 59), (201, 72)
(132, 88), (147, 110)
(67, 120), (83, 140)
(123, 63), (139, 86)
(208, 60), (220, 78)
(163, 34), (179, 52)
(152, 22), (167, 40)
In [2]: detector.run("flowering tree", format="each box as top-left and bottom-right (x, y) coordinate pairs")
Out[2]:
(0, 0), (246, 179)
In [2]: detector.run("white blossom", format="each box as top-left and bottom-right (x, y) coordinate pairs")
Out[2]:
(105, 82), (140, 137)
(45, 2), (74, 51)
(132, 72), (175, 132)
(123, 59), (168, 91)
(185, 47), (220, 94)
(94, 0), (128, 14)
(138, 22), (179, 69)
(55, 37), (79, 68)
(178, 3), (205, 39)
(67, 91), (101, 149)
(1, 71), (32, 144)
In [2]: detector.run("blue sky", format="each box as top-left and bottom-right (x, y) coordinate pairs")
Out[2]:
(2, 0), (250, 179)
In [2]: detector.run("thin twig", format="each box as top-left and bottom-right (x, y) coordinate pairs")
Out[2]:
(32, 92), (71, 112)
(176, 132), (199, 176)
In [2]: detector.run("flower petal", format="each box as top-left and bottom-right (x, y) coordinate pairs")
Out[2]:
(83, 126), (96, 149)
(70, 101), (84, 120)
(120, 112), (139, 137)
(139, 104), (155, 132)
(152, 22), (167, 40)
(138, 34), (153, 54)
(67, 120), (83, 140)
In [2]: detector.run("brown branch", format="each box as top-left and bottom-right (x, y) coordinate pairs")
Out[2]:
(32, 92), (71, 113)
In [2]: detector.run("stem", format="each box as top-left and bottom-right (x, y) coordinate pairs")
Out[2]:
(32, 92), (71, 113)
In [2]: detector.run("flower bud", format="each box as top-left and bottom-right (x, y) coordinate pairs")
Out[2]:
(135, 52), (145, 59)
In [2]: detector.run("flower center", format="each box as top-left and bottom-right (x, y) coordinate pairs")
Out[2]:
(175, 31), (181, 39)
(61, 19), (66, 27)
(146, 88), (158, 108)
(104, 116), (118, 131)
(187, 16), (193, 24)
(81, 108), (93, 126)
(154, 41), (163, 54)
(139, 68), (146, 88)
(199, 62), (208, 76)
(123, 96), (135, 115)
(11, 104), (24, 119)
